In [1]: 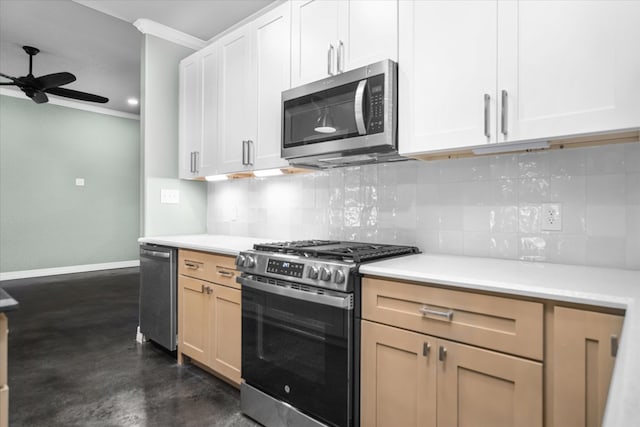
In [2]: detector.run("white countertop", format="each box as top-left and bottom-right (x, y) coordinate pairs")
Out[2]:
(359, 253), (640, 427)
(136, 235), (639, 426)
(138, 234), (272, 256)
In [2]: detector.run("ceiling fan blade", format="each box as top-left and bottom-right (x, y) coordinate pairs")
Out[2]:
(0, 82), (17, 86)
(31, 91), (49, 104)
(46, 87), (108, 104)
(35, 72), (76, 90)
(0, 72), (18, 82)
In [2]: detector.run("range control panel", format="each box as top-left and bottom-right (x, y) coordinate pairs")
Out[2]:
(266, 259), (304, 278)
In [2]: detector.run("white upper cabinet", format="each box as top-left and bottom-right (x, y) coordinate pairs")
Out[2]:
(178, 52), (203, 179)
(399, 0), (498, 154)
(216, 2), (291, 174)
(178, 45), (218, 179)
(217, 25), (255, 173)
(400, 0), (640, 157)
(291, 0), (397, 87)
(498, 1), (640, 143)
(253, 3), (291, 171)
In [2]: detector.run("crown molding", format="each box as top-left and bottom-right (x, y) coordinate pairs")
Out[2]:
(0, 88), (140, 120)
(133, 18), (206, 50)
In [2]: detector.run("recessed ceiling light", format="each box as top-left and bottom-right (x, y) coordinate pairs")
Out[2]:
(127, 98), (139, 106)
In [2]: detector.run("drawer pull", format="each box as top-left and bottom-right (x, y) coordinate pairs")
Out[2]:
(184, 260), (201, 270)
(419, 306), (454, 322)
(611, 335), (619, 357)
(439, 345), (447, 362)
(217, 269), (234, 278)
(423, 342), (431, 357)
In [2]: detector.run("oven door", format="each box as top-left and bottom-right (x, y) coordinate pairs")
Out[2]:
(240, 275), (353, 427)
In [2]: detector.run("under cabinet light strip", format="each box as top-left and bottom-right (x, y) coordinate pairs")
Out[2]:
(472, 140), (550, 155)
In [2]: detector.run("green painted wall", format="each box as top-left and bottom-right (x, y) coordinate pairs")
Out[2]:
(0, 95), (140, 272)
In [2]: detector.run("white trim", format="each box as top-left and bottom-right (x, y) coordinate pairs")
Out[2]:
(0, 88), (140, 120)
(133, 18), (206, 50)
(0, 260), (140, 282)
(206, 0), (287, 44)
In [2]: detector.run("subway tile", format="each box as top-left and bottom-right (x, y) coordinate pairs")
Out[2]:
(626, 239), (640, 270)
(518, 177), (550, 203)
(492, 178), (518, 204)
(463, 180), (495, 205)
(439, 230), (464, 254)
(361, 206), (378, 227)
(463, 206), (491, 231)
(489, 153), (520, 180)
(414, 231), (440, 253)
(518, 235), (548, 262)
(625, 142), (640, 173)
(518, 151), (549, 179)
(586, 174), (626, 205)
(416, 206), (440, 231)
(626, 173), (640, 205)
(586, 206), (626, 237)
(344, 206), (362, 227)
(545, 235), (587, 266)
(463, 231), (491, 257)
(440, 156), (490, 182)
(549, 148), (586, 177)
(586, 144), (626, 175)
(549, 175), (586, 204)
(561, 203), (587, 234)
(519, 204), (542, 234)
(490, 205), (519, 233)
(416, 160), (440, 182)
(415, 182), (439, 207)
(439, 205), (464, 230)
(586, 236), (626, 268)
(489, 233), (519, 259)
(438, 182), (465, 205)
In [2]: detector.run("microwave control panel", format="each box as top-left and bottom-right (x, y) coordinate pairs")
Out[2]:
(368, 74), (385, 134)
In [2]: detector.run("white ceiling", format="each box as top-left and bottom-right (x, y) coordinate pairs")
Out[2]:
(0, 0), (274, 114)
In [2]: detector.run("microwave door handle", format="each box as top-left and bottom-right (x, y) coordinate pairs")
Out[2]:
(354, 79), (367, 135)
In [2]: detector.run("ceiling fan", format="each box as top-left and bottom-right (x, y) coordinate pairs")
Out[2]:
(0, 45), (108, 104)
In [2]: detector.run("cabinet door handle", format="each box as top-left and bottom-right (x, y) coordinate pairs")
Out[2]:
(190, 151), (194, 173)
(194, 151), (199, 173)
(501, 89), (508, 136)
(423, 342), (431, 357)
(484, 93), (491, 138)
(247, 140), (254, 166)
(419, 306), (454, 322)
(337, 40), (344, 73)
(439, 345), (447, 362)
(611, 335), (619, 357)
(327, 43), (335, 76)
(206, 286), (213, 295)
(241, 140), (247, 165)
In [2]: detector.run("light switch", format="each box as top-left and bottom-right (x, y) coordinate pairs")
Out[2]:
(75, 178), (85, 186)
(161, 189), (180, 204)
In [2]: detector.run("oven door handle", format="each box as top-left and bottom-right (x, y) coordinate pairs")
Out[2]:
(354, 79), (368, 135)
(238, 276), (353, 310)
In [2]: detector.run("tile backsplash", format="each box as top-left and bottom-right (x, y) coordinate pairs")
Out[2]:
(207, 141), (640, 270)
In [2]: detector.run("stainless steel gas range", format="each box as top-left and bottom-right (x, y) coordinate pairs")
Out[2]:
(236, 240), (420, 427)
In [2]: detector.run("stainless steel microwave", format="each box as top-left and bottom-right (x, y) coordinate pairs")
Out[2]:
(282, 59), (404, 169)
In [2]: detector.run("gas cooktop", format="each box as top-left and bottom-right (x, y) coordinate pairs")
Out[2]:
(253, 240), (420, 263)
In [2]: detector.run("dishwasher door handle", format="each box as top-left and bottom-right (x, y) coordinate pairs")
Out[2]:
(140, 249), (171, 259)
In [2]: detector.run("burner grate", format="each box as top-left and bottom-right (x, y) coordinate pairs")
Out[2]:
(253, 240), (420, 263)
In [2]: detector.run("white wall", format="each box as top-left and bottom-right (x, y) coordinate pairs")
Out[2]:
(207, 141), (640, 270)
(140, 34), (207, 236)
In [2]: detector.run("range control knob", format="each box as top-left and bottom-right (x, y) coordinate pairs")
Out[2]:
(235, 255), (246, 267)
(244, 256), (256, 268)
(307, 266), (319, 280)
(319, 267), (332, 281)
(334, 270), (345, 284)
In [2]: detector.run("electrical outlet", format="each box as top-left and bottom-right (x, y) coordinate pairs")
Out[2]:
(542, 203), (562, 231)
(75, 178), (85, 186)
(160, 189), (180, 204)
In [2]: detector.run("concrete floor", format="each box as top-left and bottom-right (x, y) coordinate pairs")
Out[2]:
(2, 268), (259, 427)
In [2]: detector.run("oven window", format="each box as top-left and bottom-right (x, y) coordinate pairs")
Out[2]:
(283, 80), (363, 148)
(242, 286), (352, 427)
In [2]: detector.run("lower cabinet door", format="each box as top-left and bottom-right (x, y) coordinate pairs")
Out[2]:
(553, 307), (623, 427)
(437, 339), (543, 427)
(178, 276), (209, 364)
(360, 320), (437, 427)
(209, 284), (242, 385)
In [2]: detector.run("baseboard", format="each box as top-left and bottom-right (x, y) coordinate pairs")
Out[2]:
(0, 260), (140, 281)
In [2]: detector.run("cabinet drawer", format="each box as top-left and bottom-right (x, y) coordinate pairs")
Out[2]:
(179, 249), (239, 289)
(362, 277), (543, 360)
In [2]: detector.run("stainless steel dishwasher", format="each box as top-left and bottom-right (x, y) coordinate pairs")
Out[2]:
(139, 244), (177, 351)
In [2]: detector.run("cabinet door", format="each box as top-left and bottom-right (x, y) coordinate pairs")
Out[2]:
(291, 0), (340, 86)
(338, 0), (397, 71)
(178, 53), (202, 179)
(498, 1), (640, 143)
(399, 0), (498, 156)
(253, 2), (291, 171)
(217, 25), (255, 173)
(199, 43), (219, 177)
(437, 339), (543, 427)
(209, 284), (242, 386)
(553, 307), (623, 427)
(178, 276), (209, 364)
(360, 320), (436, 427)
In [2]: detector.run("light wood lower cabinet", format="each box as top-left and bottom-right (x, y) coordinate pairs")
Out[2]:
(361, 320), (543, 427)
(552, 307), (624, 427)
(177, 250), (241, 387)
